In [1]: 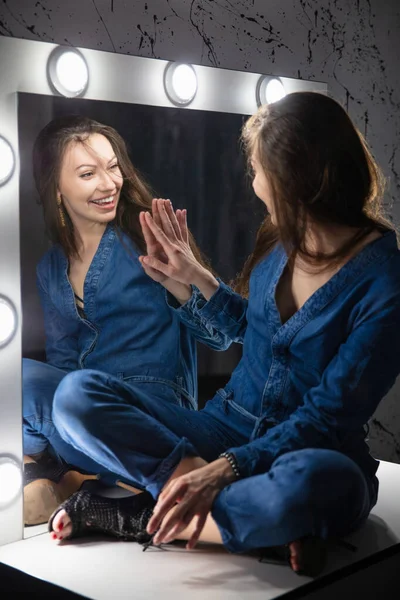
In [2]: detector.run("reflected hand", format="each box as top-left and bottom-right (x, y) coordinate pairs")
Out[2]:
(139, 200), (207, 287)
(139, 198), (173, 284)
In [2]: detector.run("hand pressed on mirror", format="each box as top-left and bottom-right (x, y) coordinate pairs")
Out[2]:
(139, 198), (192, 304)
(140, 200), (220, 301)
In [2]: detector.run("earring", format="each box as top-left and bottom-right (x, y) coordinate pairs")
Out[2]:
(57, 194), (66, 228)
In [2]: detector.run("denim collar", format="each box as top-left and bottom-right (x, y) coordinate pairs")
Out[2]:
(59, 223), (117, 320)
(267, 230), (398, 344)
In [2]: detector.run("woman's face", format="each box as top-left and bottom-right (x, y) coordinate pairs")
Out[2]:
(251, 152), (275, 224)
(58, 133), (123, 229)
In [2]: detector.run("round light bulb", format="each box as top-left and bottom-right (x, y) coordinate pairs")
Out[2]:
(0, 136), (15, 186)
(47, 47), (89, 98)
(0, 297), (17, 347)
(265, 78), (286, 104)
(171, 64), (197, 102)
(0, 459), (22, 508)
(56, 51), (88, 94)
(164, 62), (198, 106)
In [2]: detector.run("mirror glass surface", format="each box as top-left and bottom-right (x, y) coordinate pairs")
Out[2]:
(18, 92), (264, 537)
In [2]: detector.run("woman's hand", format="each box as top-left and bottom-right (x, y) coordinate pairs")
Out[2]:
(147, 458), (236, 549)
(140, 199), (220, 299)
(139, 199), (192, 303)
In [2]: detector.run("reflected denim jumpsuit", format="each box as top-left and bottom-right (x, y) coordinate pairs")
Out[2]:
(48, 231), (400, 550)
(23, 224), (230, 480)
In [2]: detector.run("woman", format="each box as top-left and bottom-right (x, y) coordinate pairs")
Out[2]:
(47, 93), (400, 577)
(23, 115), (222, 525)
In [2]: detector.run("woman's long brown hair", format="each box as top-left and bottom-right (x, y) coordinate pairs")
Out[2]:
(235, 91), (392, 296)
(32, 115), (210, 269)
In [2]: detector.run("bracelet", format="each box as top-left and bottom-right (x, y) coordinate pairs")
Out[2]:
(219, 451), (241, 479)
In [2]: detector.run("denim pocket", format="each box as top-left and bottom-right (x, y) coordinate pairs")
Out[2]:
(216, 388), (257, 423)
(122, 375), (196, 410)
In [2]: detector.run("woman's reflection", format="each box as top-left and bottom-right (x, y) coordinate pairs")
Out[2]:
(22, 115), (219, 526)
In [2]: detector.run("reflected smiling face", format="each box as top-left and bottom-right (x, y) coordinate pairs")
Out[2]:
(58, 133), (123, 230)
(251, 152), (275, 224)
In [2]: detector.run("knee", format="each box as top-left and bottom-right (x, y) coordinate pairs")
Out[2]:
(22, 358), (61, 416)
(53, 370), (97, 430)
(22, 358), (49, 391)
(272, 448), (364, 506)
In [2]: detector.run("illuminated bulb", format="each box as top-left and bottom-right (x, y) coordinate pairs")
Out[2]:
(48, 47), (89, 98)
(256, 76), (287, 106)
(0, 136), (15, 186)
(265, 78), (286, 104)
(0, 297), (17, 347)
(0, 459), (22, 508)
(171, 64), (197, 102)
(55, 51), (88, 94)
(164, 62), (198, 106)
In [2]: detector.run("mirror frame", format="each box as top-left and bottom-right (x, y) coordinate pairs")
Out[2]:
(0, 35), (327, 546)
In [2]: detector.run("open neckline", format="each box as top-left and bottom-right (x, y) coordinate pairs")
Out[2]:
(64, 223), (115, 319)
(272, 230), (389, 329)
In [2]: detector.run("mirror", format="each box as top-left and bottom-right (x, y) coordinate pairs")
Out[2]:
(18, 92), (264, 537)
(0, 35), (325, 546)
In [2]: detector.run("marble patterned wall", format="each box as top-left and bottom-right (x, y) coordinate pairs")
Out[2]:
(1, 0), (399, 462)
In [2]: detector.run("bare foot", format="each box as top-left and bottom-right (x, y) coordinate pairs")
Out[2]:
(50, 509), (73, 541)
(288, 540), (302, 572)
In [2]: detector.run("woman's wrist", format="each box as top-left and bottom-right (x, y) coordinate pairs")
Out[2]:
(163, 280), (192, 305)
(210, 456), (238, 488)
(191, 267), (220, 301)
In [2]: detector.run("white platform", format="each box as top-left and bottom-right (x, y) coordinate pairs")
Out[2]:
(1, 460), (400, 600)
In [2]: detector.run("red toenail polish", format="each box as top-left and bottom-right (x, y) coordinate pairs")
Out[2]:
(59, 522), (64, 530)
(59, 536), (63, 540)
(52, 533), (57, 539)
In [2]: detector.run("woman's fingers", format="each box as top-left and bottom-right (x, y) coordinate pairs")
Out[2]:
(156, 199), (179, 242)
(144, 212), (175, 254)
(152, 198), (163, 230)
(186, 512), (207, 550)
(177, 209), (189, 245)
(138, 256), (168, 283)
(139, 211), (158, 253)
(140, 255), (172, 278)
(163, 200), (184, 242)
(147, 480), (188, 534)
(153, 503), (193, 545)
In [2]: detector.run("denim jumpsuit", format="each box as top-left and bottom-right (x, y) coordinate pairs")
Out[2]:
(23, 224), (230, 479)
(48, 230), (400, 551)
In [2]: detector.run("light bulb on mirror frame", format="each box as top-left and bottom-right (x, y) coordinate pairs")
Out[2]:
(0, 456), (22, 510)
(47, 46), (89, 98)
(163, 62), (198, 106)
(0, 296), (18, 348)
(256, 76), (287, 107)
(0, 136), (15, 186)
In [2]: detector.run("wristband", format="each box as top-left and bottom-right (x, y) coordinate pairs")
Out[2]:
(219, 451), (241, 479)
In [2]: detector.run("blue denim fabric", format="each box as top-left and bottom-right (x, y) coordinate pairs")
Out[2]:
(52, 370), (378, 549)
(35, 223), (232, 407)
(23, 223), (232, 465)
(184, 230), (400, 482)
(22, 359), (113, 475)
(50, 231), (398, 550)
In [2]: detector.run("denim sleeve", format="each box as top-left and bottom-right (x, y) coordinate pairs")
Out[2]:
(36, 269), (80, 372)
(229, 301), (400, 478)
(166, 280), (248, 350)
